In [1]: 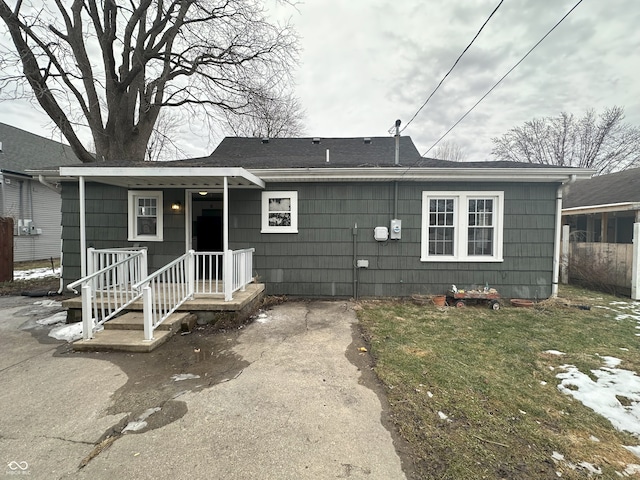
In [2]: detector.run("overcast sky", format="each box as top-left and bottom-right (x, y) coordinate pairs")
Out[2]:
(1, 0), (639, 161)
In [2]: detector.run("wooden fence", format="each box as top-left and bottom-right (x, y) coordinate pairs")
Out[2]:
(568, 242), (633, 292)
(0, 217), (13, 282)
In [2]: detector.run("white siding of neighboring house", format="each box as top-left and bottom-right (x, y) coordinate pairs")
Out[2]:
(3, 175), (61, 262)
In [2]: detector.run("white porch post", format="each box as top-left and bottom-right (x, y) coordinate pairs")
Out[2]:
(79, 176), (87, 277)
(223, 177), (232, 301)
(632, 223), (640, 301)
(561, 225), (570, 284)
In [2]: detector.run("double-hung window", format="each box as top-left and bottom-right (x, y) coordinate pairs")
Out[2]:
(421, 191), (503, 262)
(128, 190), (163, 241)
(261, 191), (298, 233)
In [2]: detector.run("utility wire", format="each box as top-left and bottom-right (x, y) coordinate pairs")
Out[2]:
(398, 0), (504, 134)
(421, 0), (584, 157)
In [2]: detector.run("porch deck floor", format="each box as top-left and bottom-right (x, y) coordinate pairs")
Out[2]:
(62, 283), (265, 312)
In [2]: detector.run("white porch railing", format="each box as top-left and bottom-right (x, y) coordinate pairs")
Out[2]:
(230, 248), (255, 296)
(193, 248), (255, 299)
(133, 251), (195, 341)
(87, 246), (148, 276)
(67, 249), (148, 340)
(71, 248), (256, 341)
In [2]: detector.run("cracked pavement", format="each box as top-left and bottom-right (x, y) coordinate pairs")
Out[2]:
(0, 296), (407, 479)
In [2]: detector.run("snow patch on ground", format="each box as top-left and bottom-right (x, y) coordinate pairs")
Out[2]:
(557, 358), (640, 438)
(171, 373), (200, 381)
(13, 267), (60, 280)
(544, 350), (566, 356)
(36, 311), (67, 326)
(255, 312), (270, 323)
(48, 323), (83, 342)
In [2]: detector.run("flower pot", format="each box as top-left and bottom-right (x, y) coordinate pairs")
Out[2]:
(432, 295), (447, 307)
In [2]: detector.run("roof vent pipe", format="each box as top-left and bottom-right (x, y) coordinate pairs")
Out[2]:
(261, 138), (269, 144)
(364, 138), (371, 144)
(312, 137), (320, 144)
(326, 149), (330, 163)
(394, 119), (401, 165)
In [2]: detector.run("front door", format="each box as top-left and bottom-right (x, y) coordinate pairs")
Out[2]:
(191, 192), (223, 252)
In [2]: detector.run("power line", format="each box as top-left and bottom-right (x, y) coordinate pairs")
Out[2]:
(422, 0), (584, 157)
(398, 0), (504, 134)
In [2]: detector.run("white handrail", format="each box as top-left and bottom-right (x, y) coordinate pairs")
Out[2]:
(133, 251), (194, 341)
(68, 249), (147, 340)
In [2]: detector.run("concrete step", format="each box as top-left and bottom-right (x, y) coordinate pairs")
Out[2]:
(105, 311), (194, 333)
(72, 329), (173, 353)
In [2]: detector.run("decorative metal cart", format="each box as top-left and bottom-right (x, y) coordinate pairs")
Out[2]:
(446, 288), (501, 310)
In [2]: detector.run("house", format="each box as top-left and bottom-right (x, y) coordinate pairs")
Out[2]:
(0, 123), (81, 262)
(562, 167), (640, 243)
(35, 136), (594, 306)
(562, 168), (640, 299)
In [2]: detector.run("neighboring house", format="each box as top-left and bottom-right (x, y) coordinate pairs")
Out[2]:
(0, 123), (81, 262)
(562, 167), (640, 243)
(36, 136), (592, 300)
(562, 168), (640, 299)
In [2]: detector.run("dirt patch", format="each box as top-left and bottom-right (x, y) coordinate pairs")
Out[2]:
(347, 322), (421, 480)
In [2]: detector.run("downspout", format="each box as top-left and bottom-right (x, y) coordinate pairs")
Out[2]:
(352, 223), (358, 300)
(552, 174), (576, 297)
(38, 175), (60, 193)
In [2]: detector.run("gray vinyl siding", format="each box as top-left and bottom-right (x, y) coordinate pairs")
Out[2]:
(2, 175), (62, 262)
(61, 180), (559, 299)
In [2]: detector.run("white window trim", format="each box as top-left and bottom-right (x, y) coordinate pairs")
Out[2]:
(128, 190), (164, 242)
(421, 191), (504, 262)
(261, 191), (298, 233)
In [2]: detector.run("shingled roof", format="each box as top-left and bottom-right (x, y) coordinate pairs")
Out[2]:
(563, 167), (640, 208)
(0, 122), (81, 174)
(166, 136), (572, 169)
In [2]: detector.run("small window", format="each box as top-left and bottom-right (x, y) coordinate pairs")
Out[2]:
(421, 191), (503, 262)
(261, 191), (298, 233)
(128, 190), (163, 241)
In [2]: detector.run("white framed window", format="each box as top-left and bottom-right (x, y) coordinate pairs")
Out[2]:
(421, 191), (503, 262)
(128, 190), (163, 241)
(261, 191), (298, 233)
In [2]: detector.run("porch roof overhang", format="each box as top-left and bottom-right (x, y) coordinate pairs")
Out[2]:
(247, 166), (594, 183)
(562, 202), (640, 216)
(56, 166), (265, 189)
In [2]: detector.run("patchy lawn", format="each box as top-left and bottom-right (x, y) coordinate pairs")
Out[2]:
(356, 286), (640, 479)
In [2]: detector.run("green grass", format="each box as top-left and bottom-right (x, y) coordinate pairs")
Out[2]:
(357, 286), (640, 479)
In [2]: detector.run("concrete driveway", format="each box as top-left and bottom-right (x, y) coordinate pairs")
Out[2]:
(0, 296), (407, 480)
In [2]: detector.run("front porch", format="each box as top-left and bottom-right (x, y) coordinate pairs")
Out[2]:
(66, 283), (265, 352)
(64, 247), (264, 352)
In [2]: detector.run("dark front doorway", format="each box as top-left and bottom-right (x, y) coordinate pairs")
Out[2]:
(192, 192), (223, 252)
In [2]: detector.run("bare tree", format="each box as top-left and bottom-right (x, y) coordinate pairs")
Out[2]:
(0, 0), (299, 163)
(220, 90), (305, 138)
(430, 140), (466, 162)
(145, 110), (190, 161)
(491, 107), (640, 174)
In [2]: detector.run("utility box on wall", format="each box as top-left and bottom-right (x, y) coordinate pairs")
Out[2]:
(0, 217), (14, 282)
(390, 219), (402, 240)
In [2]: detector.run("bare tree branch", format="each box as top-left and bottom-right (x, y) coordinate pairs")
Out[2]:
(0, 0), (300, 162)
(491, 107), (640, 174)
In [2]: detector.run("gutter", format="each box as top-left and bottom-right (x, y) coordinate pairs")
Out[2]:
(552, 174), (577, 298)
(38, 174), (61, 193)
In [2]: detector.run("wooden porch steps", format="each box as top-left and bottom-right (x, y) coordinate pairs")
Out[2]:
(72, 311), (195, 353)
